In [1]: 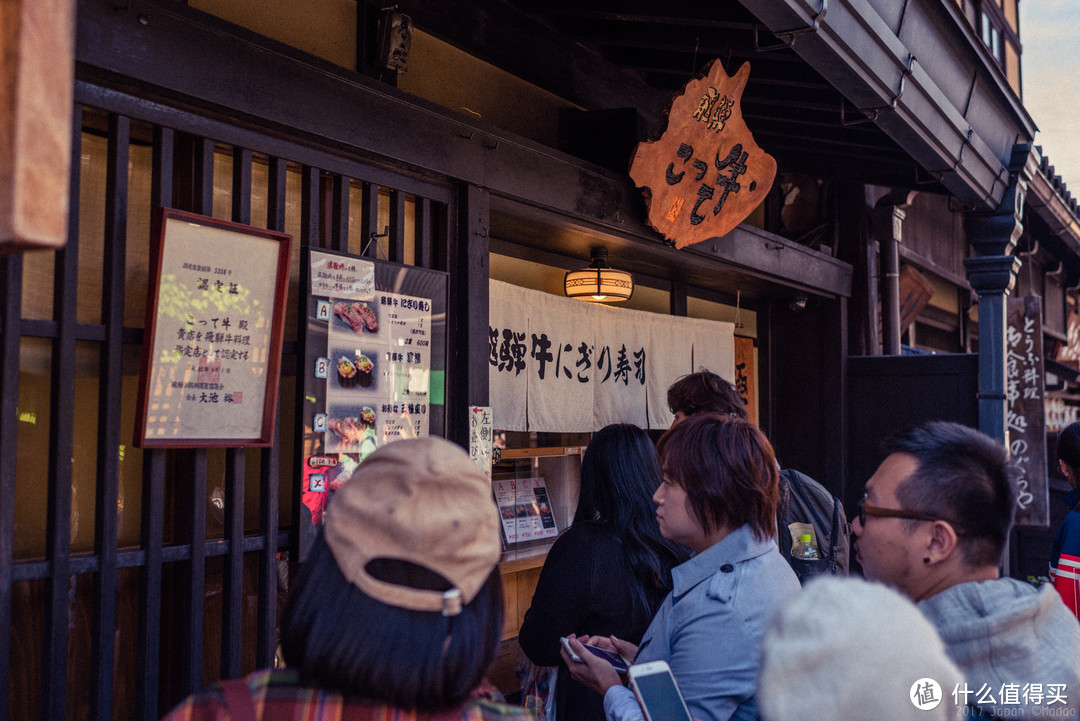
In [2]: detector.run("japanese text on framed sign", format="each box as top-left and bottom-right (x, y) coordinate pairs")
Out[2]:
(135, 209), (291, 447)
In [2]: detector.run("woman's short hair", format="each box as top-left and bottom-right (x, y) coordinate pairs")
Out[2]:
(281, 532), (504, 710)
(656, 413), (779, 541)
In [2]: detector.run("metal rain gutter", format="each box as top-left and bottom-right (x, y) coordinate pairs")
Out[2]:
(1027, 148), (1080, 256)
(740, 0), (1037, 211)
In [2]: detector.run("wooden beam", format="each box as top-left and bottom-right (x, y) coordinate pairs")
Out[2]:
(75, 0), (853, 299)
(389, 0), (671, 135)
(0, 0), (76, 251)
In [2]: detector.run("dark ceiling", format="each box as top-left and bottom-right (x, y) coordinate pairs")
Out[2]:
(499, 0), (943, 194)
(392, 0), (951, 193)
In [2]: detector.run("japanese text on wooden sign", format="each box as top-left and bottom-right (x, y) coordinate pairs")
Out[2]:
(1007, 296), (1049, 528)
(629, 59), (776, 249)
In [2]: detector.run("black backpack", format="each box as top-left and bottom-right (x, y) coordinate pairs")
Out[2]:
(777, 468), (850, 583)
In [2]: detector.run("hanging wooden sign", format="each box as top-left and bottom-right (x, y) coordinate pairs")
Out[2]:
(0, 0), (76, 252)
(1007, 295), (1049, 529)
(629, 59), (776, 249)
(734, 336), (756, 425)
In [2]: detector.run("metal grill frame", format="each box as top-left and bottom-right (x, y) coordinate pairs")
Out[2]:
(0, 77), (461, 721)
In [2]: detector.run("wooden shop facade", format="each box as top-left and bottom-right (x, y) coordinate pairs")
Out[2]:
(4, 0), (1080, 719)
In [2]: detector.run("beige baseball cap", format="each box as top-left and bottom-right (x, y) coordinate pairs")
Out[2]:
(323, 436), (501, 615)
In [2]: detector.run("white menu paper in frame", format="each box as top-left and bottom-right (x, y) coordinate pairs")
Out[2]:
(136, 209), (291, 447)
(493, 477), (559, 544)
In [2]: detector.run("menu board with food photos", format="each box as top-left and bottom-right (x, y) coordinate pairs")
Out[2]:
(299, 248), (448, 557)
(317, 288), (432, 453)
(492, 477), (559, 544)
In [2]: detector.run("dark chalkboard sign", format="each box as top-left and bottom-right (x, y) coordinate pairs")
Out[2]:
(1008, 296), (1049, 529)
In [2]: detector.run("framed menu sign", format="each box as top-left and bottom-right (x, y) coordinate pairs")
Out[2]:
(135, 208), (292, 447)
(297, 248), (448, 558)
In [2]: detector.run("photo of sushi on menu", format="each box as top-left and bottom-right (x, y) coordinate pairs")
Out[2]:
(330, 345), (378, 391)
(325, 404), (379, 459)
(332, 299), (379, 335)
(319, 290), (432, 456)
(493, 477), (559, 544)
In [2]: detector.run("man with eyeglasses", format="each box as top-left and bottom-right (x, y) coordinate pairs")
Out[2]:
(852, 420), (1080, 718)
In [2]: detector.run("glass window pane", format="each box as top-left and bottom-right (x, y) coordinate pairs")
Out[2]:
(71, 340), (102, 553)
(251, 154), (271, 230)
(15, 337), (51, 559)
(119, 349), (146, 548)
(8, 579), (45, 717)
(126, 140), (155, 329)
(20, 243), (55, 321)
(213, 149), (234, 222)
(78, 132), (108, 326)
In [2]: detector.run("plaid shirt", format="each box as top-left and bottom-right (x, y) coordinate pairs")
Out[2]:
(161, 669), (538, 721)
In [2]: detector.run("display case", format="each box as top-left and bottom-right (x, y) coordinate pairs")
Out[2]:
(493, 430), (588, 640)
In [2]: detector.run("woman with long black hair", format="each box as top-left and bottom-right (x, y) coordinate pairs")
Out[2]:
(518, 424), (689, 721)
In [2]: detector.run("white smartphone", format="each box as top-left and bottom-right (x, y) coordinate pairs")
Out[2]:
(628, 661), (694, 721)
(559, 636), (630, 673)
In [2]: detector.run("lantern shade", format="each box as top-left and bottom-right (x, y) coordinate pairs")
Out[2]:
(564, 266), (633, 302)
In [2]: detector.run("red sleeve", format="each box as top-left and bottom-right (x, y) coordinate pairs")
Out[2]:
(1051, 552), (1080, 620)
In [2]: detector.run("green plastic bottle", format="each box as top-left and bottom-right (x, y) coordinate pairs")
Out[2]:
(791, 533), (821, 582)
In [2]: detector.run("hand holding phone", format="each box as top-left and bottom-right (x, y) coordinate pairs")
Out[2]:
(628, 661), (694, 721)
(560, 636), (630, 673)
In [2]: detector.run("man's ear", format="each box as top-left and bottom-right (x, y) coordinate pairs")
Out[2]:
(1060, 458), (1071, 479)
(925, 520), (959, 564)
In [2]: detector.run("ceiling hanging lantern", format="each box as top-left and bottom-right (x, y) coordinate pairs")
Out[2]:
(564, 247), (633, 303)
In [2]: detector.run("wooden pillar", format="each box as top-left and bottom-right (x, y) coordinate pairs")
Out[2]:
(0, 0), (76, 251)
(446, 184), (490, 449)
(871, 190), (917, 355)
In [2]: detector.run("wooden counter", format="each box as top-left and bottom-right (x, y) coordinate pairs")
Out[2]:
(498, 545), (550, 640)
